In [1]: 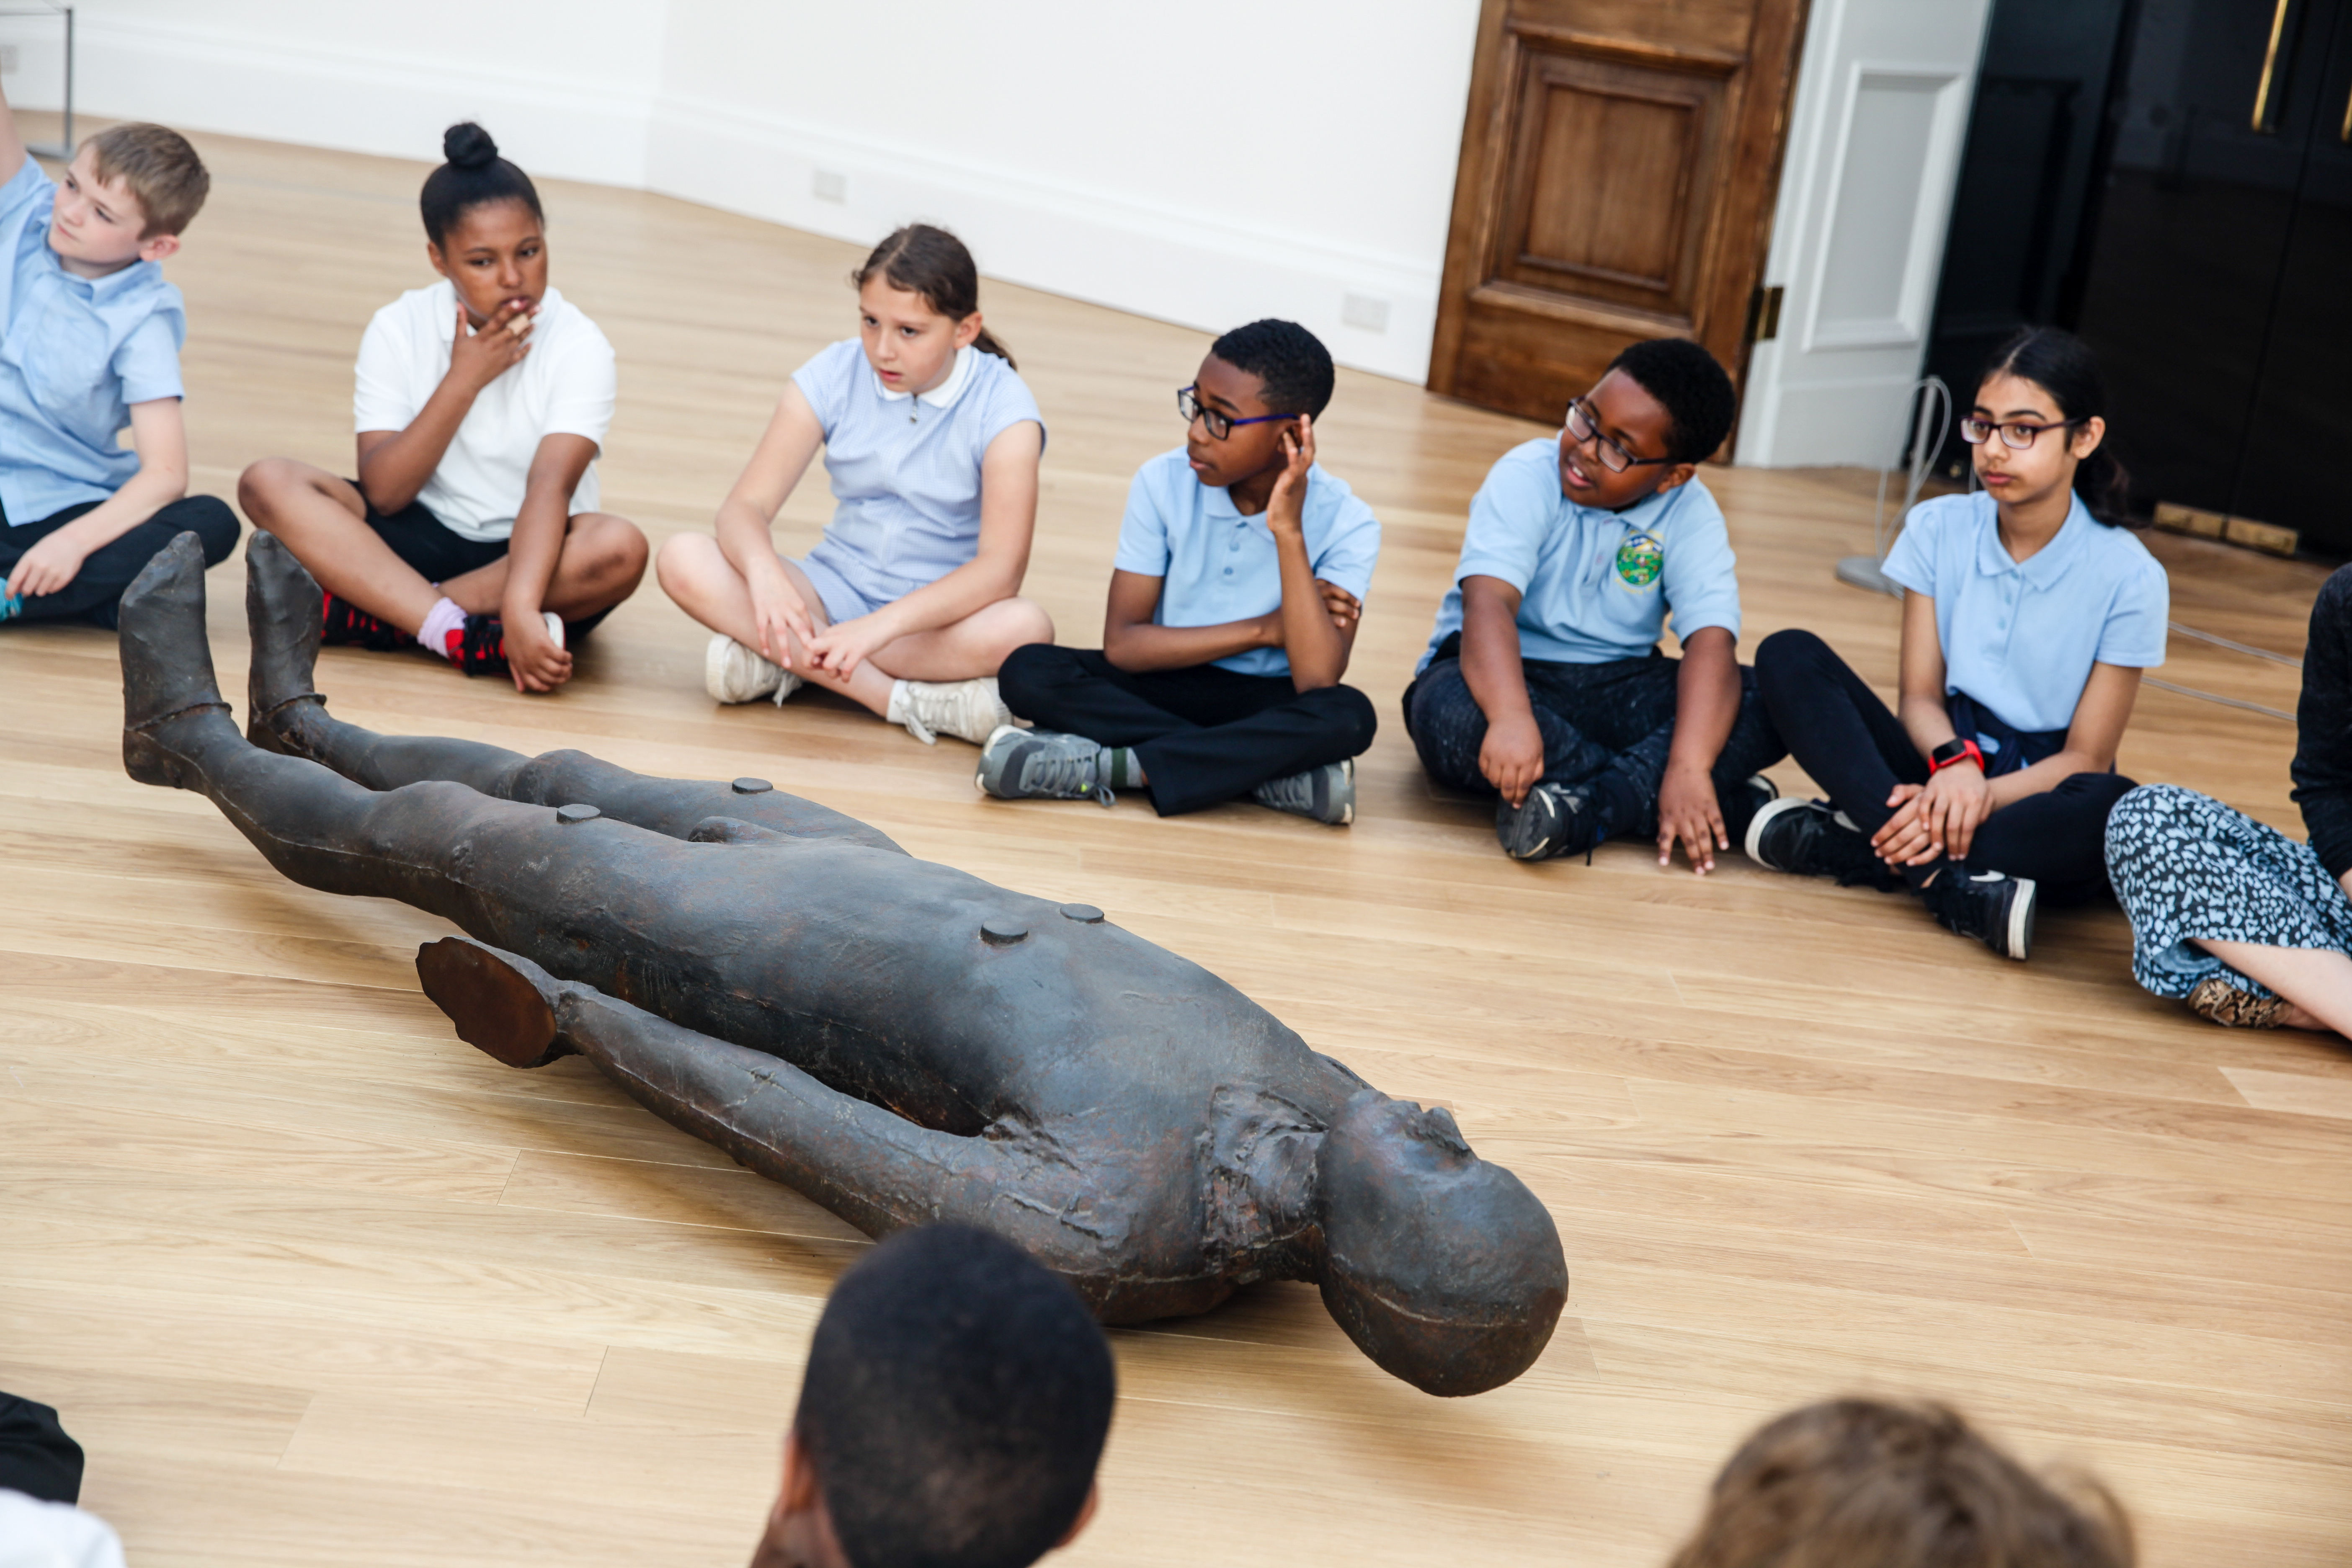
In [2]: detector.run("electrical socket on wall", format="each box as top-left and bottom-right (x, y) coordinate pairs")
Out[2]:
(812, 169), (847, 204)
(1341, 293), (1390, 334)
(0, 46), (20, 75)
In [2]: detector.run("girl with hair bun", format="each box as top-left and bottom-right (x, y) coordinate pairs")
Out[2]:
(657, 222), (1051, 746)
(1745, 327), (2169, 961)
(237, 122), (647, 692)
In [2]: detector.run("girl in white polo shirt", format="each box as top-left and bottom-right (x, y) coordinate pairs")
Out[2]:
(1746, 328), (2168, 961)
(656, 224), (1050, 745)
(238, 123), (647, 693)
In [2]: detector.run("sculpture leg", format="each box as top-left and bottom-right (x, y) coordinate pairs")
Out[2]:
(124, 534), (547, 915)
(243, 533), (900, 851)
(415, 935), (1162, 1311)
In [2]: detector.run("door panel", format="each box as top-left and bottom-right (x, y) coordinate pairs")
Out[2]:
(1497, 51), (1725, 312)
(1429, 0), (1808, 433)
(1730, 0), (1993, 467)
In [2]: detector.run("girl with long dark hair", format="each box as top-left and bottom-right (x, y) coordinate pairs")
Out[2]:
(1744, 327), (2169, 959)
(656, 223), (1050, 745)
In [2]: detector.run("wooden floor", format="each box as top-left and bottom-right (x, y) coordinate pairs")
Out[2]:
(2, 126), (2344, 1568)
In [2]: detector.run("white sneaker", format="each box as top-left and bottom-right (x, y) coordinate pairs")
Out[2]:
(893, 676), (1014, 745)
(704, 632), (802, 706)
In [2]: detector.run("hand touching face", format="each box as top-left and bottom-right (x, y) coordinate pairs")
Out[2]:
(428, 199), (549, 330)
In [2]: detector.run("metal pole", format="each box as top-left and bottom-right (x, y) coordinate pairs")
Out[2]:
(59, 6), (70, 151)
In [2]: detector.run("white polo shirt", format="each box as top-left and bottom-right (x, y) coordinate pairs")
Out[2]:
(353, 279), (616, 542)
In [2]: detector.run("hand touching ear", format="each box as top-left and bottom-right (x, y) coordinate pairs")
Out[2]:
(1266, 414), (1315, 538)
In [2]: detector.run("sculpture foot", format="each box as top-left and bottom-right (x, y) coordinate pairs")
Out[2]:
(243, 531), (332, 758)
(417, 936), (576, 1068)
(119, 532), (235, 791)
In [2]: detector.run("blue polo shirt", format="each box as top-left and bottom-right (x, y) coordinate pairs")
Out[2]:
(0, 155), (186, 526)
(1419, 438), (1741, 671)
(1112, 447), (1382, 678)
(1883, 490), (2168, 734)
(792, 338), (1046, 607)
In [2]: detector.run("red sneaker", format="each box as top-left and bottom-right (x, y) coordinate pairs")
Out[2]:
(320, 590), (415, 651)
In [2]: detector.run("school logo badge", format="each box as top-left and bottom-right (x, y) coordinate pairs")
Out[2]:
(1615, 531), (1663, 588)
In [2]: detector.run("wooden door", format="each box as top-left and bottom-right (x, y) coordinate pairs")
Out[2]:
(1428, 0), (1810, 435)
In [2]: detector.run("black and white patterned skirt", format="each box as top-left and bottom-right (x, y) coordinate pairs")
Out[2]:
(2104, 783), (2352, 1007)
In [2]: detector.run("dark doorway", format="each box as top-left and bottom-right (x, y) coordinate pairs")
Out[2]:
(1920, 0), (2352, 551)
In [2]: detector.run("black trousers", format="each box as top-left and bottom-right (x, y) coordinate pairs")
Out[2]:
(1753, 627), (2135, 900)
(1401, 639), (1787, 842)
(0, 1391), (84, 1505)
(997, 644), (1377, 816)
(1, 493), (240, 629)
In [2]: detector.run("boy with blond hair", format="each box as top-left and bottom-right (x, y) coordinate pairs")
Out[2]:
(0, 85), (234, 629)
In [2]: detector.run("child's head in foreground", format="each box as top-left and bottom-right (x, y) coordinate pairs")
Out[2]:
(1559, 337), (1736, 513)
(49, 122), (209, 273)
(1669, 1399), (2133, 1568)
(757, 1224), (1116, 1568)
(1181, 317), (1335, 492)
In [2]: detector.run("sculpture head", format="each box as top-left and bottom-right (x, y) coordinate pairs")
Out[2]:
(1314, 1090), (1568, 1397)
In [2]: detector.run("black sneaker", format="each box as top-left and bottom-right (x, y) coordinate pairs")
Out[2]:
(1495, 781), (1608, 862)
(1925, 869), (2037, 960)
(320, 590), (413, 651)
(1744, 797), (1892, 886)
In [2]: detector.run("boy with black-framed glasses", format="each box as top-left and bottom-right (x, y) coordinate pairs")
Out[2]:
(980, 319), (1378, 823)
(1402, 337), (1784, 870)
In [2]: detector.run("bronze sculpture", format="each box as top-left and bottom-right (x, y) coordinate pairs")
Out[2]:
(118, 533), (1568, 1395)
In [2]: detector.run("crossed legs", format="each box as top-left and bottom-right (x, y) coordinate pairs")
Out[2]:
(655, 531), (1050, 718)
(238, 457), (647, 635)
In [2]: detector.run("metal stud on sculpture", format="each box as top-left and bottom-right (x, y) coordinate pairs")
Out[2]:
(117, 533), (1571, 1396)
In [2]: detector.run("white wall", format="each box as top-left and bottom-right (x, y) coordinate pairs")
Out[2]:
(4, 0), (1483, 382)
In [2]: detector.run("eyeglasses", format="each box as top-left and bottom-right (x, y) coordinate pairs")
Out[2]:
(1178, 385), (1290, 442)
(1960, 415), (2085, 450)
(1564, 398), (1672, 473)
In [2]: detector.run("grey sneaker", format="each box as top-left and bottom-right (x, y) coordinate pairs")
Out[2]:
(896, 676), (1014, 745)
(1251, 759), (1355, 825)
(705, 632), (802, 706)
(975, 725), (1114, 807)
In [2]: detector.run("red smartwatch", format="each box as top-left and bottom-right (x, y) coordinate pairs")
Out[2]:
(1929, 737), (1985, 775)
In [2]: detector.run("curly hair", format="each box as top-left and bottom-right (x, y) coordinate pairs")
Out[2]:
(1607, 337), (1737, 463)
(1210, 319), (1336, 419)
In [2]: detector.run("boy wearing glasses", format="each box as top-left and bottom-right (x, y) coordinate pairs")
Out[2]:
(1403, 338), (1783, 870)
(981, 319), (1377, 823)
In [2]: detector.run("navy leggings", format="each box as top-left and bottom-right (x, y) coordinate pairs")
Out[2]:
(1402, 639), (1786, 842)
